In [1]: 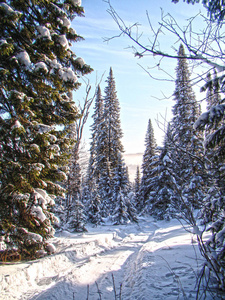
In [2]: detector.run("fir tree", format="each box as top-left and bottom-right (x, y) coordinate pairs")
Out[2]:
(0, 0), (92, 259)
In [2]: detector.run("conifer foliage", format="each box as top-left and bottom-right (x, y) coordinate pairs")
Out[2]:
(194, 73), (225, 290)
(0, 0), (92, 259)
(85, 68), (136, 224)
(169, 44), (205, 214)
(139, 119), (158, 213)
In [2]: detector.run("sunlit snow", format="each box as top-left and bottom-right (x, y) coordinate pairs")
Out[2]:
(0, 217), (212, 300)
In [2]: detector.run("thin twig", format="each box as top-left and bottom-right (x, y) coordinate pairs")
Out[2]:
(112, 274), (117, 300)
(95, 281), (102, 300)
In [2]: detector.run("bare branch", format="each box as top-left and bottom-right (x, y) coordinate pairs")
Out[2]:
(104, 0), (225, 73)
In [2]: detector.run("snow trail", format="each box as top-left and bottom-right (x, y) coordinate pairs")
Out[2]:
(0, 218), (212, 299)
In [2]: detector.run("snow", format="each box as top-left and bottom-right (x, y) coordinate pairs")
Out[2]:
(0, 3), (16, 15)
(33, 123), (54, 134)
(31, 206), (46, 222)
(37, 26), (51, 40)
(26, 232), (43, 245)
(0, 39), (7, 46)
(11, 120), (22, 129)
(0, 217), (216, 300)
(58, 35), (69, 49)
(16, 51), (31, 69)
(61, 16), (71, 29)
(30, 144), (40, 153)
(76, 57), (85, 67)
(59, 67), (78, 83)
(71, 0), (82, 6)
(45, 243), (56, 255)
(34, 62), (48, 73)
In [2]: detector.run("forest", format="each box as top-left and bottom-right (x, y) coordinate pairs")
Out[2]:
(0, 0), (225, 299)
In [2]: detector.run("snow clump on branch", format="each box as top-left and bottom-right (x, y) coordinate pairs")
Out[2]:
(16, 51), (32, 70)
(71, 0), (82, 6)
(37, 26), (51, 40)
(76, 57), (85, 67)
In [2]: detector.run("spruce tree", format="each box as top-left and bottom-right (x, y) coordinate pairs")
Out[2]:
(87, 190), (104, 226)
(112, 188), (130, 225)
(111, 153), (137, 223)
(102, 68), (124, 170)
(68, 196), (87, 232)
(87, 68), (126, 219)
(149, 124), (178, 220)
(0, 0), (92, 259)
(87, 85), (104, 186)
(169, 44), (205, 213)
(139, 119), (158, 212)
(134, 166), (141, 211)
(194, 72), (225, 292)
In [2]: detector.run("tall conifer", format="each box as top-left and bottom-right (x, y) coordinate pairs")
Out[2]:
(0, 0), (92, 259)
(139, 119), (158, 212)
(169, 44), (205, 213)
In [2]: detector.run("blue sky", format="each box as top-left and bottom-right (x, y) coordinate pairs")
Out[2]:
(72, 0), (206, 154)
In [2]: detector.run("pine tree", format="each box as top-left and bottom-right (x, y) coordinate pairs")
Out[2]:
(139, 119), (158, 212)
(0, 0), (92, 259)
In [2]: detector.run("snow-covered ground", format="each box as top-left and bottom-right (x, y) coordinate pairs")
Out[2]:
(0, 217), (214, 299)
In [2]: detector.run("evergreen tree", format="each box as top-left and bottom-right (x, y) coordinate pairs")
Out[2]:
(134, 166), (141, 210)
(87, 190), (104, 226)
(69, 196), (87, 232)
(87, 68), (126, 219)
(194, 73), (225, 292)
(169, 44), (205, 213)
(111, 153), (137, 223)
(149, 124), (178, 220)
(98, 159), (113, 217)
(102, 68), (124, 170)
(0, 0), (92, 259)
(87, 85), (104, 186)
(139, 119), (158, 212)
(112, 188), (130, 225)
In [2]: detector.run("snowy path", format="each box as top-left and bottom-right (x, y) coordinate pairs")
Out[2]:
(0, 218), (208, 299)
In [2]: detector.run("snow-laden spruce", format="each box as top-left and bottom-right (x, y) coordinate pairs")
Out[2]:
(0, 0), (92, 260)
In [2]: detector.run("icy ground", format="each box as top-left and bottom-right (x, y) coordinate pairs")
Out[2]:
(0, 217), (214, 299)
